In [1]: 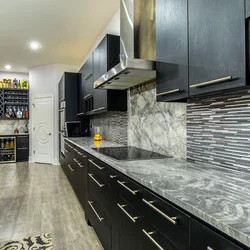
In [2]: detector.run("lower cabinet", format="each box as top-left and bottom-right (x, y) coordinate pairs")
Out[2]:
(16, 135), (29, 162)
(60, 141), (247, 250)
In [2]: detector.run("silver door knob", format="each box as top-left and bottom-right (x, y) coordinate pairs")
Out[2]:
(47, 133), (51, 135)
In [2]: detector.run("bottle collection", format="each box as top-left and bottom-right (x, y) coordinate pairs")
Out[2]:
(5, 105), (29, 119)
(0, 138), (15, 162)
(0, 78), (29, 89)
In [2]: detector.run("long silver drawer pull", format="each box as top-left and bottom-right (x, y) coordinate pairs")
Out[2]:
(18, 136), (28, 138)
(207, 247), (214, 250)
(88, 159), (104, 170)
(68, 164), (74, 172)
(68, 145), (73, 149)
(60, 155), (64, 160)
(77, 151), (83, 156)
(65, 149), (69, 153)
(84, 94), (92, 99)
(73, 148), (78, 152)
(88, 174), (105, 188)
(117, 203), (139, 223)
(17, 147), (28, 150)
(142, 230), (164, 250)
(92, 109), (99, 112)
(156, 89), (180, 96)
(73, 158), (79, 163)
(88, 201), (104, 222)
(117, 181), (139, 195)
(98, 107), (106, 111)
(110, 175), (118, 179)
(142, 199), (177, 225)
(77, 162), (84, 168)
(190, 76), (232, 88)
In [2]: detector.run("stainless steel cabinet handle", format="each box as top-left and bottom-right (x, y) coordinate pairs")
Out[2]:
(73, 148), (78, 152)
(117, 180), (139, 195)
(84, 94), (92, 100)
(77, 151), (83, 156)
(207, 247), (214, 250)
(156, 89), (180, 96)
(60, 155), (64, 160)
(65, 149), (69, 153)
(68, 164), (74, 172)
(142, 199), (177, 225)
(77, 112), (85, 116)
(97, 107), (106, 111)
(88, 201), (104, 222)
(77, 162), (84, 168)
(190, 76), (232, 88)
(59, 109), (64, 112)
(68, 144), (73, 149)
(73, 158), (79, 163)
(117, 203), (139, 223)
(88, 159), (104, 170)
(17, 136), (28, 138)
(88, 174), (105, 188)
(84, 74), (92, 81)
(142, 230), (164, 250)
(110, 175), (118, 179)
(17, 147), (28, 150)
(92, 109), (99, 112)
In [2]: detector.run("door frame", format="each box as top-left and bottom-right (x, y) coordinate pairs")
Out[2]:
(31, 94), (54, 164)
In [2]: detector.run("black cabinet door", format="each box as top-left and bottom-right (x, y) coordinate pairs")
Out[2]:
(16, 135), (29, 162)
(117, 197), (144, 250)
(83, 54), (94, 98)
(189, 0), (245, 96)
(156, 0), (188, 102)
(190, 219), (243, 250)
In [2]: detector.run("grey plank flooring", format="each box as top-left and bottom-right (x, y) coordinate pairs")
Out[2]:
(0, 162), (103, 250)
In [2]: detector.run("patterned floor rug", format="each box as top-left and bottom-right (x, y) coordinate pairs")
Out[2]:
(0, 233), (53, 250)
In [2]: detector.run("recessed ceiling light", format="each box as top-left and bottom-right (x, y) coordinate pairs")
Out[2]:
(29, 41), (41, 50)
(5, 65), (11, 70)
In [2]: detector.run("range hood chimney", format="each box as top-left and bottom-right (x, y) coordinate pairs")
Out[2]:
(94, 0), (156, 90)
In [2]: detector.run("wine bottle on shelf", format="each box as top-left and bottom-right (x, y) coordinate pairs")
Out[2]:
(25, 107), (29, 119)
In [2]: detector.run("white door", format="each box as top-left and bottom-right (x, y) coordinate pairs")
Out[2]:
(33, 95), (53, 164)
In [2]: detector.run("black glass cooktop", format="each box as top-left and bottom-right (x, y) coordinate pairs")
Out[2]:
(92, 146), (171, 161)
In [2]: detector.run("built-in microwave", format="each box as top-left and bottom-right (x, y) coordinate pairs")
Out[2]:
(65, 121), (82, 137)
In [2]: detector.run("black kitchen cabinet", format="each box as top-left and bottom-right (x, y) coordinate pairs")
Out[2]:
(190, 219), (243, 250)
(156, 0), (188, 102)
(188, 0), (245, 96)
(79, 54), (94, 115)
(16, 135), (29, 162)
(90, 34), (127, 114)
(117, 197), (144, 250)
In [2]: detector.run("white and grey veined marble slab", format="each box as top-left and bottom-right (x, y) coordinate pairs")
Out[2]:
(66, 137), (250, 248)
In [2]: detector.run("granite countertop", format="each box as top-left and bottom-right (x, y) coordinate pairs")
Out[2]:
(66, 137), (250, 248)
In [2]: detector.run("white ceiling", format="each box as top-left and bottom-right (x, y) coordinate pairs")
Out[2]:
(0, 0), (120, 73)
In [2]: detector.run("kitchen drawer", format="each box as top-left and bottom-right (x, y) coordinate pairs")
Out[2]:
(88, 172), (115, 218)
(87, 197), (112, 250)
(114, 172), (190, 250)
(190, 219), (243, 250)
(65, 141), (74, 153)
(74, 147), (88, 165)
(141, 219), (179, 250)
(88, 157), (109, 184)
(139, 188), (190, 250)
(16, 147), (29, 162)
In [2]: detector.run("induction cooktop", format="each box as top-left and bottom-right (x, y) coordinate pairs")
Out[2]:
(92, 146), (171, 161)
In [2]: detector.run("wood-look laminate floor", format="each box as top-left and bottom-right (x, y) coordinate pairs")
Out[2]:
(0, 162), (103, 250)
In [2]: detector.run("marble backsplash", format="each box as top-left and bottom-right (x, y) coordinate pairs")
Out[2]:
(90, 111), (127, 145)
(128, 82), (187, 159)
(0, 120), (29, 134)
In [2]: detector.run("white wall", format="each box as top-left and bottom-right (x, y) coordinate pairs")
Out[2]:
(80, 9), (120, 67)
(29, 64), (79, 164)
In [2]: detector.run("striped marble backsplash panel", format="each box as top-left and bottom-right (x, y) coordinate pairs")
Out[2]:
(90, 111), (127, 145)
(187, 88), (250, 173)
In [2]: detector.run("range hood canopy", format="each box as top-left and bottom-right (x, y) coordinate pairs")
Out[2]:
(94, 0), (156, 90)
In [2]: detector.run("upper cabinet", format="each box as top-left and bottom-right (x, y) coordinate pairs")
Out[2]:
(78, 54), (94, 115)
(156, 0), (188, 102)
(188, 0), (245, 96)
(91, 34), (127, 114)
(156, 0), (246, 101)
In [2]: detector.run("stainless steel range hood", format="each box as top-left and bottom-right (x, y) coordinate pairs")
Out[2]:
(94, 0), (156, 90)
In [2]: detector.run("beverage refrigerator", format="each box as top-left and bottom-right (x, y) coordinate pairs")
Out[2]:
(0, 137), (16, 163)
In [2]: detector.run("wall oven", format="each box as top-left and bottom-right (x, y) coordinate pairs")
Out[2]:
(59, 101), (66, 155)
